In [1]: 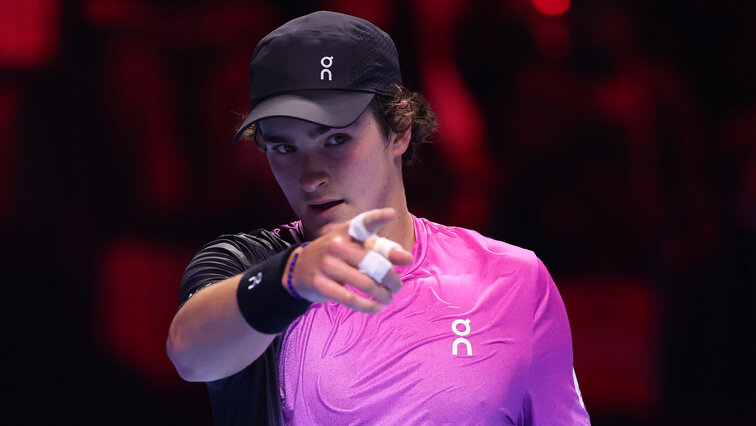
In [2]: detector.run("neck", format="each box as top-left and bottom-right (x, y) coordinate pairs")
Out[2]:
(377, 189), (415, 252)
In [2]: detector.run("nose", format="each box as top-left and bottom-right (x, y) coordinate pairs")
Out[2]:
(298, 155), (329, 192)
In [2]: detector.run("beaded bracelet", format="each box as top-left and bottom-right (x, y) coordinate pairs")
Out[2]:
(286, 242), (310, 301)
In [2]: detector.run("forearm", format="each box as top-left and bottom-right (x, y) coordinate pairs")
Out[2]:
(167, 209), (411, 382)
(166, 274), (278, 382)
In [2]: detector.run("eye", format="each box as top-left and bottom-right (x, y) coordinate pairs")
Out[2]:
(271, 144), (296, 154)
(326, 133), (350, 146)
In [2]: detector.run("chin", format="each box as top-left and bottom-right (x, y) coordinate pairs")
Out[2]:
(301, 219), (336, 241)
(300, 207), (355, 240)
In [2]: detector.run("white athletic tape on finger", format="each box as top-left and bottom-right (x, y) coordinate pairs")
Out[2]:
(358, 250), (392, 283)
(372, 237), (401, 259)
(348, 212), (374, 242)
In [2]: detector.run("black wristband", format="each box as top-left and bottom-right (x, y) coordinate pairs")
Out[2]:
(236, 245), (312, 334)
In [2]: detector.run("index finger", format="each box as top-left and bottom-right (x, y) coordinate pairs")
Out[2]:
(347, 208), (396, 241)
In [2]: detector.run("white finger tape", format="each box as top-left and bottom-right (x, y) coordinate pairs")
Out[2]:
(348, 212), (374, 242)
(372, 237), (401, 259)
(358, 250), (392, 283)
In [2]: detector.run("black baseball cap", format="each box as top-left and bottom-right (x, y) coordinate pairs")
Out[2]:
(232, 11), (402, 142)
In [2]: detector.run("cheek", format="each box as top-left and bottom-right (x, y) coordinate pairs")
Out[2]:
(338, 147), (391, 192)
(267, 157), (296, 193)
(337, 151), (373, 182)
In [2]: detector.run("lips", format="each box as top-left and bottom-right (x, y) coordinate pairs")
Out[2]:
(309, 199), (344, 213)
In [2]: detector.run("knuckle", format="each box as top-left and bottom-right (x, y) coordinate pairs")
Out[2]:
(340, 291), (359, 307)
(326, 238), (343, 255)
(311, 273), (328, 290)
(321, 255), (338, 270)
(342, 289), (356, 303)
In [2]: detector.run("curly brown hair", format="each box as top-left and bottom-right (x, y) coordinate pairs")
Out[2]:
(241, 85), (437, 168)
(369, 85), (437, 167)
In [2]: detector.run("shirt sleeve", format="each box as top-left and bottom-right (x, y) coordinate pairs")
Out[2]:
(521, 258), (591, 425)
(177, 229), (297, 426)
(179, 230), (293, 306)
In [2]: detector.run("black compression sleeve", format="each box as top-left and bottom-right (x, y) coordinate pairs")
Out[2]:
(236, 245), (312, 334)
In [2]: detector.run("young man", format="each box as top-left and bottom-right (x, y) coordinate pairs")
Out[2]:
(167, 11), (590, 425)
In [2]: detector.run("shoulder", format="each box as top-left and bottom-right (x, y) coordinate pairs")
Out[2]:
(412, 216), (550, 299)
(201, 229), (291, 263)
(179, 222), (304, 304)
(417, 216), (538, 271)
(197, 221), (302, 263)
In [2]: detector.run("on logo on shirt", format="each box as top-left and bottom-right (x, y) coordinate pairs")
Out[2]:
(451, 319), (473, 356)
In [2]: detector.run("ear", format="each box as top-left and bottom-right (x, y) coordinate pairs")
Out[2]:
(389, 124), (412, 159)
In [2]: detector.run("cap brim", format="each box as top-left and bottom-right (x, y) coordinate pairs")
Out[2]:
(232, 90), (375, 143)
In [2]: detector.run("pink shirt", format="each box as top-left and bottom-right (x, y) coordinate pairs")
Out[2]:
(279, 216), (590, 425)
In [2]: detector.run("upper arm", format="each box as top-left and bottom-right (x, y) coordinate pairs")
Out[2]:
(167, 231), (293, 381)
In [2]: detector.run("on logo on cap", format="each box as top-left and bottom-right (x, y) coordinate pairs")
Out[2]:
(320, 56), (333, 81)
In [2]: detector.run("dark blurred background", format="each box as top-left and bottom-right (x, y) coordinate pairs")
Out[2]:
(2, 0), (754, 424)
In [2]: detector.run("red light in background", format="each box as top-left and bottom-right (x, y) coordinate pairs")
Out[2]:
(96, 237), (193, 389)
(82, 0), (153, 29)
(560, 275), (662, 417)
(0, 0), (61, 68)
(533, 19), (572, 59)
(532, 0), (570, 16)
(325, 0), (393, 29)
(420, 62), (494, 229)
(103, 41), (190, 213)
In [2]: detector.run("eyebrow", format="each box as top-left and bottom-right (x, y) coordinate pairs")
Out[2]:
(261, 124), (333, 144)
(308, 125), (332, 138)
